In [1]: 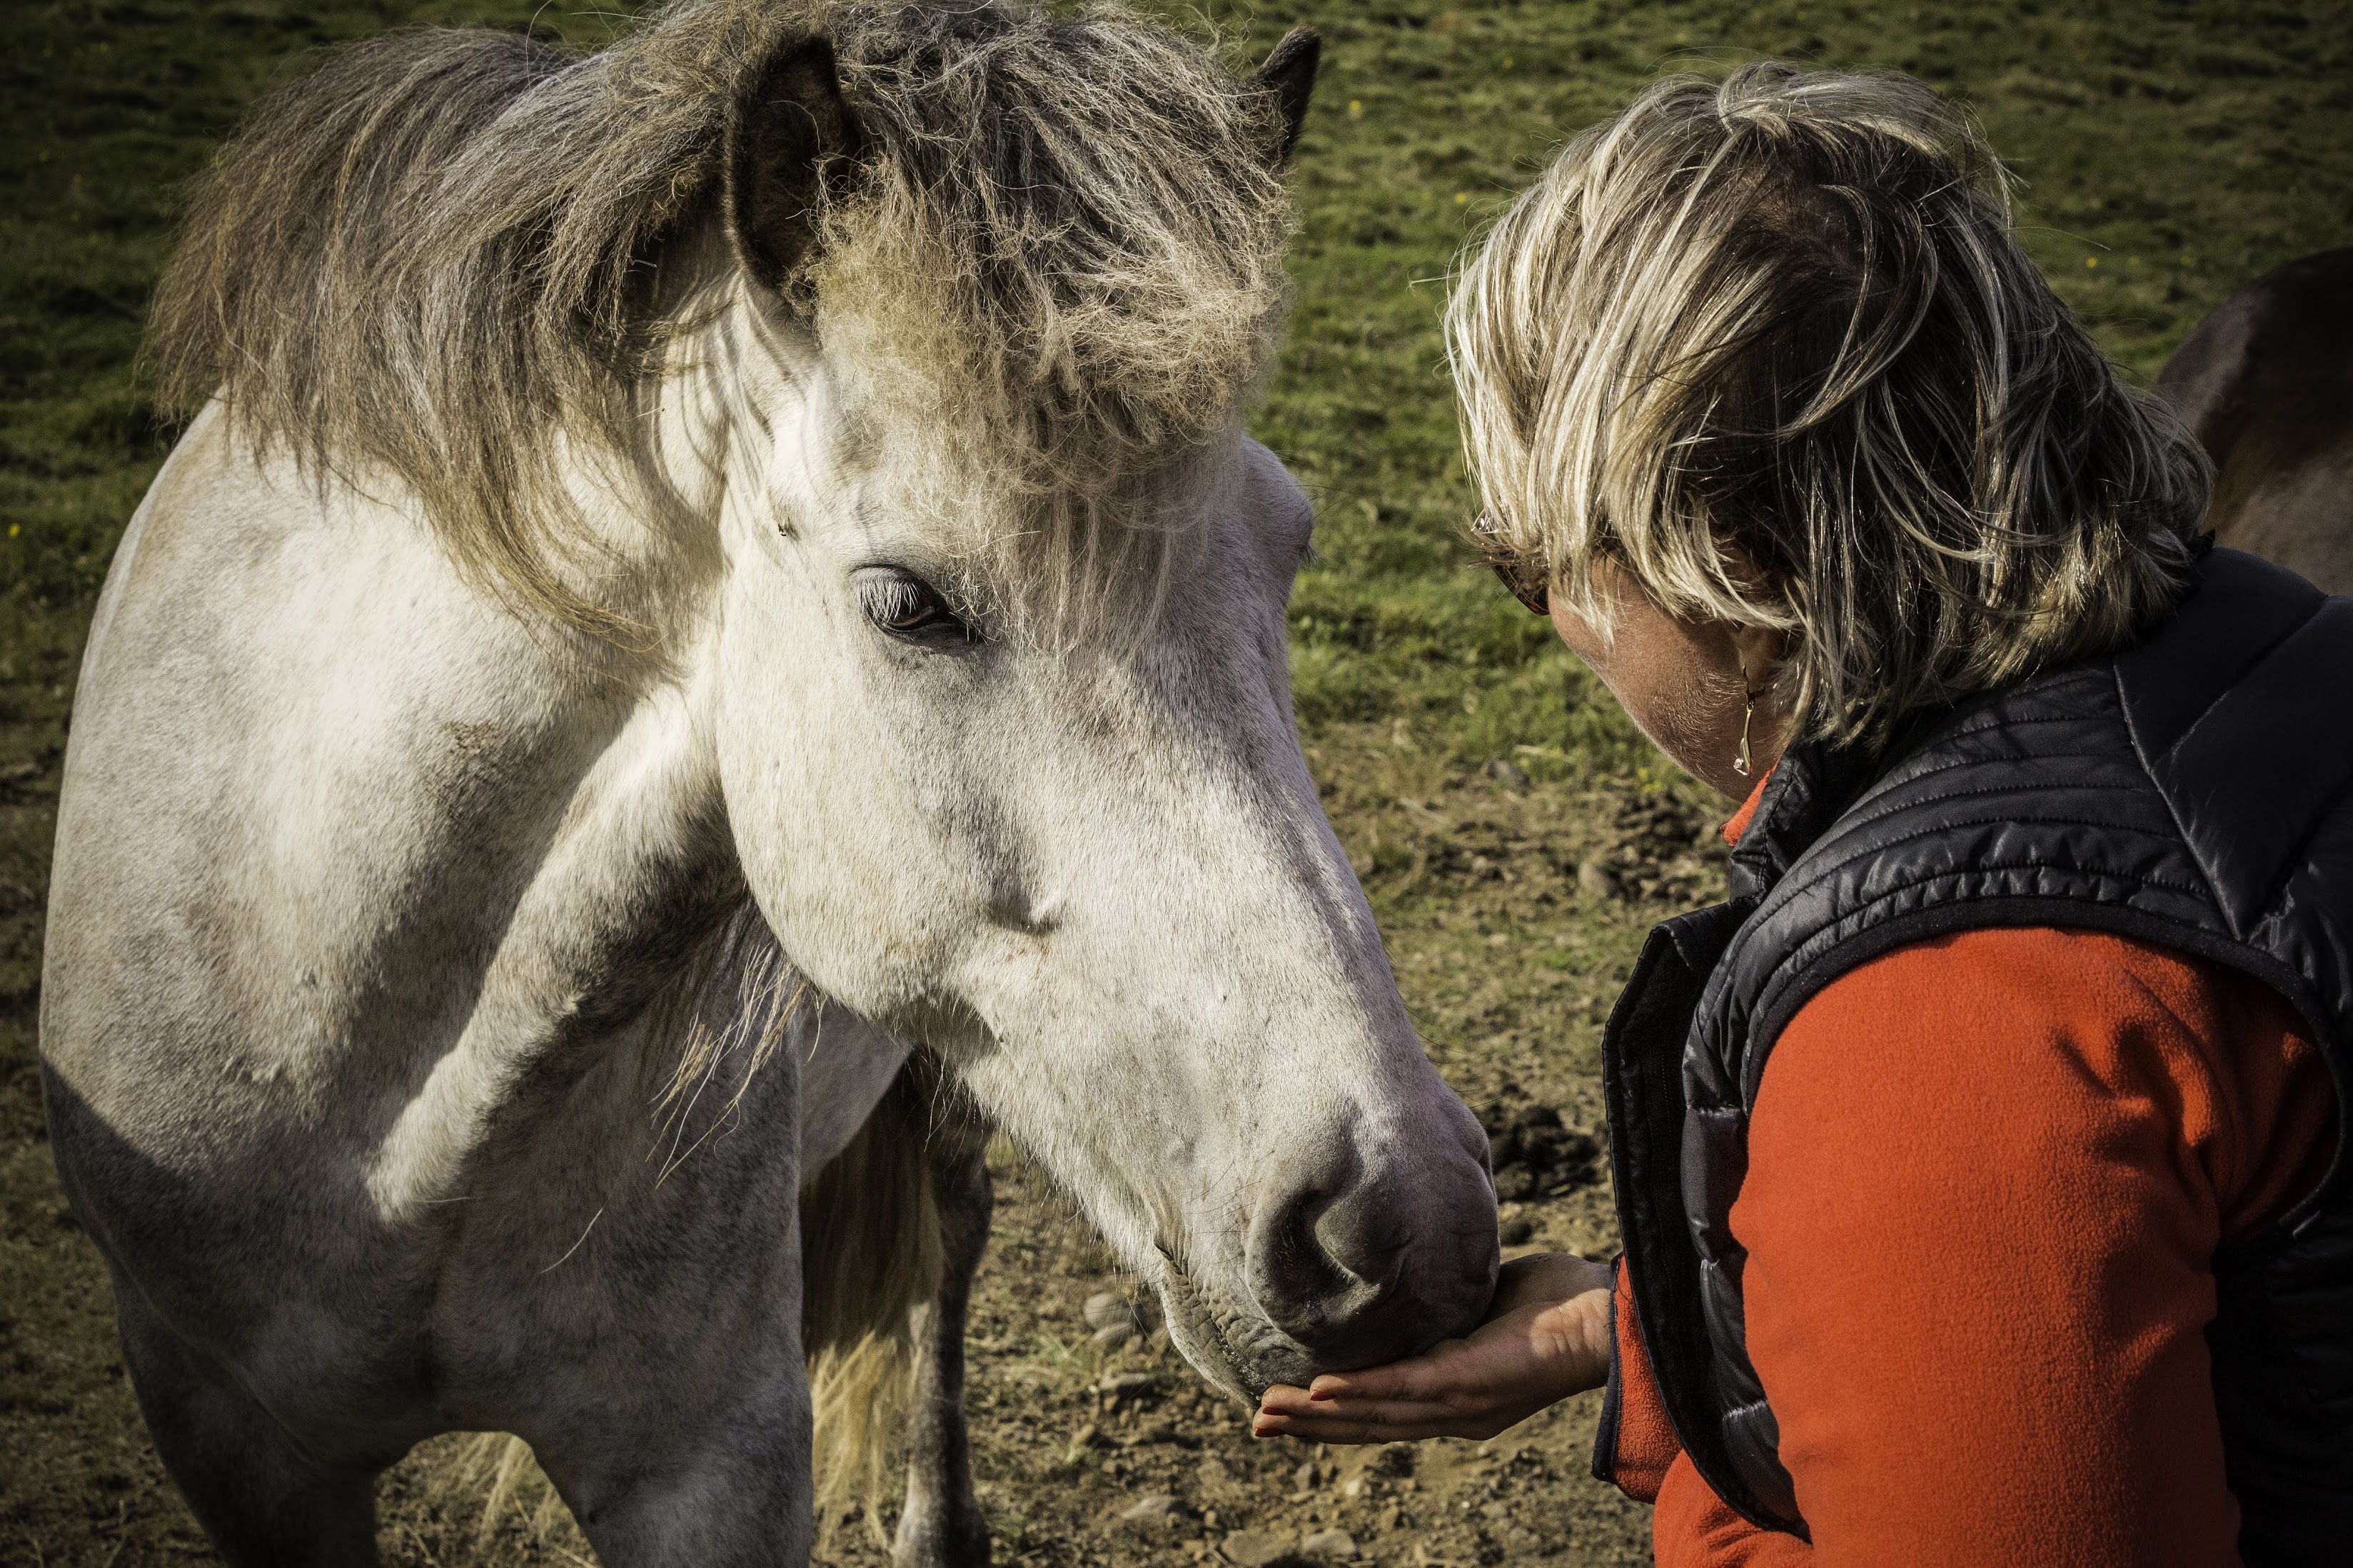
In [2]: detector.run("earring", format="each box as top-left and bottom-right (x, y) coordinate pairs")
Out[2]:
(1733, 668), (1768, 778)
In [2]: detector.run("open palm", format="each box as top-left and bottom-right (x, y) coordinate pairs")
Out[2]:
(1252, 1253), (1617, 1445)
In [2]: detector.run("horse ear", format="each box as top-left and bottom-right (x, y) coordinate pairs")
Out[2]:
(1249, 26), (1321, 168)
(726, 34), (867, 293)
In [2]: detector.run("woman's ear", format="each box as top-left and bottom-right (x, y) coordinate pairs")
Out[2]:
(1713, 542), (1793, 687)
(1728, 621), (1791, 689)
(726, 34), (867, 293)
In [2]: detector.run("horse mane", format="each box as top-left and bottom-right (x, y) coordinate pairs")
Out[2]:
(146, 1), (1296, 636)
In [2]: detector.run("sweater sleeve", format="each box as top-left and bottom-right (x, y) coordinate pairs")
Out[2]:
(1598, 1257), (1683, 1503)
(1679, 927), (2332, 1568)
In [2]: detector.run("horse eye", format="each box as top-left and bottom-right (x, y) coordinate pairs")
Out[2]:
(855, 569), (967, 639)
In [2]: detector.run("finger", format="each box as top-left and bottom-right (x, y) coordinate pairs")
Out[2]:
(1251, 1406), (1490, 1444)
(1259, 1396), (1466, 1432)
(1300, 1345), (1466, 1404)
(1256, 1383), (1325, 1417)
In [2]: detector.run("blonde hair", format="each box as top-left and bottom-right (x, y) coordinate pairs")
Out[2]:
(1447, 61), (2211, 747)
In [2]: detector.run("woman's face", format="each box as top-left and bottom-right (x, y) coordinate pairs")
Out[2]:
(1548, 560), (1788, 799)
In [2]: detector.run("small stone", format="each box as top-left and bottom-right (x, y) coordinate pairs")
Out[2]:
(1221, 1529), (1296, 1567)
(1483, 759), (1530, 790)
(1196, 1457), (1232, 1488)
(1576, 858), (1617, 898)
(1499, 1216), (1535, 1246)
(1073, 1422), (1110, 1449)
(1100, 1371), (1157, 1397)
(1119, 1494), (1193, 1530)
(1303, 1529), (1359, 1559)
(1091, 1322), (1135, 1350)
(1341, 1476), (1367, 1500)
(1294, 1460), (1321, 1490)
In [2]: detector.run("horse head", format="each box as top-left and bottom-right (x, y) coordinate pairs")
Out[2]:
(696, 11), (1497, 1397)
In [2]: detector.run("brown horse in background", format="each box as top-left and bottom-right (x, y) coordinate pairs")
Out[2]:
(2158, 246), (2353, 594)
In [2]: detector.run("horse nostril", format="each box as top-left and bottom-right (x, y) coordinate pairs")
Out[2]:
(1246, 1135), (1498, 1368)
(1311, 1184), (1413, 1295)
(1253, 1184), (1361, 1332)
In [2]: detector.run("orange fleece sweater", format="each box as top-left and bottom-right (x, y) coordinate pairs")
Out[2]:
(1603, 786), (2337, 1568)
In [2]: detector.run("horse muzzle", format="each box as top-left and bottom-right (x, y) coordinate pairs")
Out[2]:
(1154, 1108), (1501, 1400)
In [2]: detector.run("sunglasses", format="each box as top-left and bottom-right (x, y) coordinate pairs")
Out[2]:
(1472, 508), (1551, 617)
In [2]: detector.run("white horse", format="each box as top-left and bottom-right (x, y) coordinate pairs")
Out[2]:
(39, 4), (1500, 1565)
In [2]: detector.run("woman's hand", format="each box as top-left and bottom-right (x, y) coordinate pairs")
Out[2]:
(1251, 1252), (1616, 1444)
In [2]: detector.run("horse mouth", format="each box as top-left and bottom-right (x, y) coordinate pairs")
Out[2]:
(1154, 1248), (1313, 1405)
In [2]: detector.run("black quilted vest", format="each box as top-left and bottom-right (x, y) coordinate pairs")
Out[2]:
(1595, 548), (2353, 1564)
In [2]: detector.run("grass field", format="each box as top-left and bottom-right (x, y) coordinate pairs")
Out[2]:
(3, 1), (2349, 1564)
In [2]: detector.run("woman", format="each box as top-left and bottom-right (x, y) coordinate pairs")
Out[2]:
(1253, 63), (2352, 1567)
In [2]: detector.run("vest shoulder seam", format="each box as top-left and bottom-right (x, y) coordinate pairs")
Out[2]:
(2116, 659), (2228, 919)
(2148, 592), (2327, 767)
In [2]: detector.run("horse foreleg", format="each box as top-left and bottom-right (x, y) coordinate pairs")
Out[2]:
(114, 1285), (385, 1568)
(892, 1110), (993, 1568)
(531, 1365), (813, 1568)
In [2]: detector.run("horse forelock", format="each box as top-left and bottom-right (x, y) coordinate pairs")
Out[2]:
(145, 0), (1295, 637)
